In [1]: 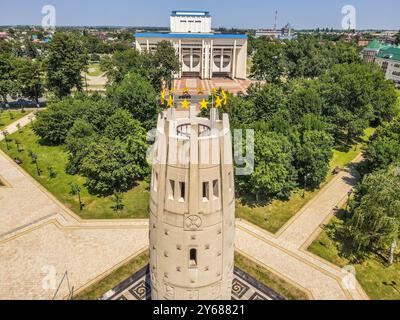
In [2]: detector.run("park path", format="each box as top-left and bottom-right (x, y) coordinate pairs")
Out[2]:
(0, 111), (36, 135)
(0, 113), (368, 300)
(235, 156), (369, 300)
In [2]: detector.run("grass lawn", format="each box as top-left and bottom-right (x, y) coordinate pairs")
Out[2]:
(236, 128), (375, 234)
(73, 250), (149, 300)
(235, 252), (309, 300)
(0, 126), (150, 219)
(308, 214), (400, 300)
(0, 110), (28, 130)
(86, 63), (104, 77)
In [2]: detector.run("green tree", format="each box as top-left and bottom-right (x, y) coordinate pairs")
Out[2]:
(76, 93), (117, 133)
(0, 54), (17, 107)
(47, 166), (57, 179)
(364, 118), (400, 172)
(152, 40), (180, 88)
(112, 190), (125, 213)
(28, 150), (40, 176)
(33, 98), (78, 145)
(241, 131), (297, 201)
(23, 37), (38, 59)
(65, 119), (96, 175)
(80, 132), (148, 196)
(319, 63), (398, 143)
(251, 40), (286, 83)
(347, 165), (400, 264)
(101, 49), (155, 85)
(285, 36), (330, 79)
(69, 182), (84, 211)
(224, 95), (256, 128)
(104, 108), (146, 140)
(45, 32), (88, 98)
(0, 40), (13, 55)
(295, 130), (334, 190)
(200, 94), (256, 128)
(286, 82), (324, 117)
(253, 83), (286, 119)
(2, 130), (10, 150)
(15, 59), (43, 107)
(33, 94), (112, 145)
(395, 31), (400, 46)
(107, 72), (159, 129)
(14, 138), (22, 152)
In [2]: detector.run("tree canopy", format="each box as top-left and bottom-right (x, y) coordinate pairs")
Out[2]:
(106, 72), (159, 129)
(347, 165), (400, 260)
(364, 117), (400, 172)
(45, 32), (89, 98)
(80, 132), (148, 195)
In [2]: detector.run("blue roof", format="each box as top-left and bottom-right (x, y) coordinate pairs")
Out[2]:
(171, 10), (211, 17)
(135, 33), (247, 39)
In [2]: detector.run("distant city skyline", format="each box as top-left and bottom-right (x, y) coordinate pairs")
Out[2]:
(0, 0), (399, 30)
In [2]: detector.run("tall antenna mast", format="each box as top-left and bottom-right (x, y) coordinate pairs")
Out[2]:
(274, 10), (278, 30)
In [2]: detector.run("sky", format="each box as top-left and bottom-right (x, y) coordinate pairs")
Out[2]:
(0, 0), (399, 30)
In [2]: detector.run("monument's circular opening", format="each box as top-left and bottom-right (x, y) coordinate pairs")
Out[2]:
(177, 124), (211, 138)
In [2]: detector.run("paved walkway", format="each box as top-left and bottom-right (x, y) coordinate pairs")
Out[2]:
(0, 114), (368, 300)
(0, 112), (36, 135)
(235, 158), (369, 300)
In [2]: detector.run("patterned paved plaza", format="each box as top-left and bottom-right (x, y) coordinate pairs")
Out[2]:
(100, 266), (284, 301)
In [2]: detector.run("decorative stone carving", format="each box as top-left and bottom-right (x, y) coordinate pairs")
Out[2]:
(185, 215), (202, 230)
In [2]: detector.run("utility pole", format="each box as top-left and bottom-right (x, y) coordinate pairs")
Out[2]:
(274, 10), (278, 31)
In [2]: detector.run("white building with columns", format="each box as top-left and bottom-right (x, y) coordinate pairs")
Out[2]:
(135, 10), (248, 79)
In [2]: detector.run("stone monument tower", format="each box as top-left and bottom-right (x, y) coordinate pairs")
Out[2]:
(149, 106), (235, 300)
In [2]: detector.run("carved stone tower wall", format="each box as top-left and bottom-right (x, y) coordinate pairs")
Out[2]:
(149, 107), (235, 300)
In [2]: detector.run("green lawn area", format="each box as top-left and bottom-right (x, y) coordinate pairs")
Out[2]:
(0, 110), (28, 130)
(0, 126), (149, 219)
(331, 127), (375, 168)
(87, 63), (103, 76)
(308, 215), (400, 300)
(236, 128), (375, 234)
(235, 253), (309, 300)
(86, 63), (104, 77)
(73, 250), (149, 300)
